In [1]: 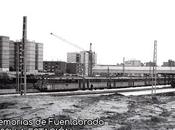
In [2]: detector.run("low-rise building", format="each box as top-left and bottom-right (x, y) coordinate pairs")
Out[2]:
(66, 63), (84, 75)
(162, 60), (175, 67)
(124, 60), (142, 67)
(145, 61), (156, 67)
(43, 61), (67, 75)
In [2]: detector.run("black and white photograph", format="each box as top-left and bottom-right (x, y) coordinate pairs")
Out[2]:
(1, 0), (175, 129)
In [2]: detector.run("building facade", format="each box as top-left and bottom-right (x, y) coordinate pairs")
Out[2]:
(9, 41), (17, 71)
(0, 36), (10, 71)
(25, 41), (36, 72)
(93, 64), (175, 76)
(145, 61), (156, 67)
(0, 36), (43, 73)
(14, 41), (43, 73)
(67, 52), (81, 63)
(124, 60), (142, 67)
(162, 60), (175, 67)
(80, 51), (89, 75)
(35, 43), (43, 71)
(67, 51), (97, 76)
(66, 63), (84, 75)
(80, 51), (97, 75)
(43, 61), (67, 75)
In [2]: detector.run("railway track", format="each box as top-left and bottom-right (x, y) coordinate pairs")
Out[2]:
(0, 85), (174, 97)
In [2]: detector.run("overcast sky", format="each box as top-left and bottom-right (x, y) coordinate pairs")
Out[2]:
(0, 0), (175, 66)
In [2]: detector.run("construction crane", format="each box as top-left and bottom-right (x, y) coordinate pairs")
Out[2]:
(50, 33), (94, 77)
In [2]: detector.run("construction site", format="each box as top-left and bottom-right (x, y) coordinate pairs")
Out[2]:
(1, 15), (175, 130)
(1, 89), (175, 129)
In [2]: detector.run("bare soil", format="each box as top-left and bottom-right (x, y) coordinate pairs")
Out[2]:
(0, 92), (175, 130)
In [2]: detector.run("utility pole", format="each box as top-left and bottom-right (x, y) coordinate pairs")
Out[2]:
(83, 52), (86, 76)
(149, 61), (152, 76)
(107, 66), (111, 88)
(88, 43), (93, 77)
(123, 57), (125, 76)
(17, 16), (27, 95)
(23, 16), (27, 96)
(16, 42), (20, 93)
(107, 66), (109, 86)
(152, 40), (157, 95)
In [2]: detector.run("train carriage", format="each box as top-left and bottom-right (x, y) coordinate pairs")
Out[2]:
(35, 76), (170, 92)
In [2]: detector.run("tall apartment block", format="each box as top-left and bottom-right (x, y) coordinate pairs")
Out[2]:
(0, 36), (43, 73)
(25, 41), (36, 72)
(67, 51), (97, 75)
(80, 51), (97, 75)
(9, 40), (17, 71)
(67, 52), (83, 75)
(0, 36), (10, 71)
(80, 51), (89, 75)
(67, 52), (81, 63)
(35, 43), (43, 71)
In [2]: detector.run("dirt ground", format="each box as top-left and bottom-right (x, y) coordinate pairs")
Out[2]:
(0, 92), (175, 130)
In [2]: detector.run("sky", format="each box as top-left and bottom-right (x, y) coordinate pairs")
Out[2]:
(0, 0), (175, 66)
